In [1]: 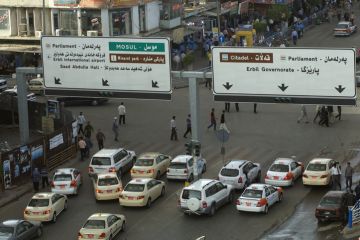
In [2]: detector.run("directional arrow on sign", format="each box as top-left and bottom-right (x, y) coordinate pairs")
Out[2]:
(54, 77), (61, 85)
(335, 85), (345, 93)
(152, 80), (159, 88)
(278, 83), (288, 92)
(223, 82), (233, 90)
(102, 78), (109, 87)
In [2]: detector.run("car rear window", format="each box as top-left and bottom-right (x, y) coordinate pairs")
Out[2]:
(220, 168), (239, 177)
(169, 162), (187, 169)
(91, 157), (111, 166)
(306, 163), (326, 171)
(182, 189), (201, 200)
(54, 174), (72, 181)
(0, 226), (13, 237)
(269, 164), (289, 172)
(28, 199), (50, 207)
(135, 158), (154, 167)
(242, 189), (263, 199)
(98, 177), (119, 186)
(336, 24), (348, 28)
(320, 196), (341, 205)
(124, 184), (145, 192)
(83, 220), (105, 229)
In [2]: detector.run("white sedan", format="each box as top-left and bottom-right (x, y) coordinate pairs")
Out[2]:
(265, 158), (303, 186)
(78, 213), (126, 240)
(236, 184), (283, 214)
(334, 21), (357, 36)
(51, 168), (82, 195)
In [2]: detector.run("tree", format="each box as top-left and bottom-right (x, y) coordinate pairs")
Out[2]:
(267, 5), (290, 22)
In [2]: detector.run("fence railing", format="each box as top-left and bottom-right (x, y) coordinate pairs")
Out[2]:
(348, 200), (360, 228)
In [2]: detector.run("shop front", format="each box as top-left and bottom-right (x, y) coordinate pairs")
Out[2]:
(109, 8), (132, 36)
(160, 0), (182, 29)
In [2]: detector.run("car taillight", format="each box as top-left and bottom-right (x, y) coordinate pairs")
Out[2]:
(320, 174), (328, 178)
(256, 198), (267, 207)
(70, 180), (77, 187)
(265, 175), (269, 179)
(238, 176), (243, 183)
(88, 167), (94, 173)
(50, 181), (55, 188)
(116, 187), (122, 192)
(109, 167), (116, 173)
(96, 189), (103, 193)
(137, 196), (145, 200)
(147, 169), (154, 173)
(131, 169), (136, 174)
(24, 210), (30, 215)
(202, 201), (207, 208)
(184, 169), (188, 173)
(42, 210), (51, 214)
(99, 232), (106, 239)
(235, 199), (240, 205)
(78, 232), (83, 238)
(303, 174), (308, 178)
(283, 172), (293, 180)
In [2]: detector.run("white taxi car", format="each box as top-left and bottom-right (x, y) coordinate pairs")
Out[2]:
(236, 184), (283, 214)
(24, 192), (67, 223)
(166, 155), (206, 182)
(51, 168), (82, 195)
(119, 178), (165, 208)
(78, 213), (126, 240)
(265, 158), (304, 187)
(302, 158), (334, 186)
(131, 152), (171, 179)
(93, 173), (123, 201)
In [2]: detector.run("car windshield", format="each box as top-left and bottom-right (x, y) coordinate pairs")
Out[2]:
(135, 158), (154, 167)
(169, 162), (187, 169)
(320, 196), (341, 205)
(83, 220), (105, 229)
(220, 168), (239, 177)
(182, 189), (202, 200)
(124, 184), (145, 192)
(269, 164), (289, 172)
(91, 157), (111, 166)
(307, 163), (326, 171)
(98, 178), (119, 186)
(242, 189), (263, 199)
(0, 226), (13, 237)
(336, 24), (348, 28)
(28, 198), (49, 207)
(54, 174), (72, 181)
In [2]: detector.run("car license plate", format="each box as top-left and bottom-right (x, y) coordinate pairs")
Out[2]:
(107, 190), (112, 193)
(128, 196), (134, 200)
(60, 185), (65, 189)
(33, 212), (39, 215)
(139, 170), (144, 173)
(87, 234), (94, 238)
(246, 202), (251, 206)
(273, 176), (279, 180)
(312, 176), (317, 179)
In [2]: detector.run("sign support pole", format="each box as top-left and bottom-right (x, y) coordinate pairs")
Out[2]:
(189, 77), (200, 180)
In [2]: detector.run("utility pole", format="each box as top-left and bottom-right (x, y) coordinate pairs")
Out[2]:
(42, 0), (46, 34)
(216, 0), (221, 34)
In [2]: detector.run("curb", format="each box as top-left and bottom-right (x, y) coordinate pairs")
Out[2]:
(0, 184), (32, 209)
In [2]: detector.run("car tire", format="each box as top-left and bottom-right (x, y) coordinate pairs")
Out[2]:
(256, 171), (261, 182)
(161, 187), (165, 197)
(209, 204), (216, 216)
(202, 164), (207, 173)
(156, 171), (161, 180)
(228, 191), (234, 204)
(188, 174), (194, 182)
(64, 201), (68, 211)
(278, 193), (283, 203)
(36, 227), (43, 237)
(121, 221), (126, 232)
(146, 198), (151, 208)
(263, 205), (268, 214)
(52, 212), (57, 223)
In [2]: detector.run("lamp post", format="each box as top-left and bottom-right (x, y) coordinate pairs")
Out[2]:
(42, 0), (46, 34)
(216, 0), (221, 34)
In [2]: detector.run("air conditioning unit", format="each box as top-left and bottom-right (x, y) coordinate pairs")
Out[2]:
(35, 30), (42, 38)
(87, 30), (98, 37)
(55, 29), (61, 36)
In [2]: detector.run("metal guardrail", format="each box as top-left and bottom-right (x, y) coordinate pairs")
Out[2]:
(348, 200), (360, 228)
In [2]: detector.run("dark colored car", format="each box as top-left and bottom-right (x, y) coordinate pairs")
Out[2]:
(0, 219), (42, 240)
(56, 97), (108, 106)
(315, 191), (355, 222)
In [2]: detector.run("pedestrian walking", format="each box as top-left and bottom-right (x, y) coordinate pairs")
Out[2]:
(345, 162), (354, 190)
(183, 114), (192, 138)
(170, 116), (178, 141)
(77, 112), (86, 135)
(313, 105), (321, 123)
(205, 78), (212, 89)
(291, 29), (298, 46)
(327, 106), (334, 123)
(84, 121), (94, 138)
(225, 102), (230, 112)
(335, 106), (342, 120)
(355, 182), (360, 202)
(330, 162), (342, 190)
(319, 106), (329, 127)
(96, 129), (106, 150)
(297, 105), (309, 123)
(78, 137), (87, 161)
(40, 166), (49, 189)
(219, 110), (230, 133)
(207, 49), (212, 67)
(112, 117), (119, 141)
(84, 137), (92, 157)
(254, 103), (258, 114)
(350, 12), (355, 25)
(32, 168), (41, 192)
(207, 108), (217, 131)
(337, 8), (342, 22)
(118, 102), (126, 125)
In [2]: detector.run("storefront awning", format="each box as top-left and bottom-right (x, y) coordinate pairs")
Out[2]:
(0, 44), (41, 53)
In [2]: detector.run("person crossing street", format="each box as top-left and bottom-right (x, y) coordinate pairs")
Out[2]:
(183, 114), (192, 138)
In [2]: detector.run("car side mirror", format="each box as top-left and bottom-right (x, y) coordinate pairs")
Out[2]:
(224, 185), (228, 189)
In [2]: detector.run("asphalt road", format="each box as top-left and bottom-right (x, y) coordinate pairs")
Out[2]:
(2, 15), (360, 240)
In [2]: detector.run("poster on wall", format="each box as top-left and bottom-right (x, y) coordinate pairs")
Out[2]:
(31, 144), (44, 161)
(19, 146), (31, 174)
(50, 133), (64, 150)
(0, 9), (10, 30)
(72, 120), (78, 144)
(3, 160), (11, 189)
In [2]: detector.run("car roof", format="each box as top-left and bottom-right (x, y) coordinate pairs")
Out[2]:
(172, 155), (192, 163)
(1, 220), (22, 227)
(309, 158), (332, 164)
(32, 192), (55, 199)
(88, 213), (112, 220)
(93, 148), (123, 157)
(138, 152), (161, 159)
(97, 173), (118, 179)
(323, 191), (346, 198)
(185, 179), (215, 190)
(128, 178), (152, 184)
(55, 168), (76, 174)
(338, 21), (351, 25)
(247, 184), (270, 190)
(224, 160), (248, 168)
(274, 158), (294, 165)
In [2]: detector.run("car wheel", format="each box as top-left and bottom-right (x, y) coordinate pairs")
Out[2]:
(263, 205), (269, 214)
(52, 212), (57, 223)
(209, 204), (216, 216)
(146, 198), (151, 208)
(36, 227), (43, 237)
(188, 174), (194, 182)
(202, 164), (207, 173)
(64, 201), (68, 211)
(121, 221), (126, 232)
(278, 193), (283, 203)
(91, 100), (99, 106)
(256, 171), (261, 182)
(161, 187), (165, 197)
(228, 191), (234, 204)
(156, 171), (161, 180)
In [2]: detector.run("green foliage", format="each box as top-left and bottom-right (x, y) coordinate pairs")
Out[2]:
(253, 21), (267, 33)
(183, 53), (195, 66)
(267, 5), (290, 22)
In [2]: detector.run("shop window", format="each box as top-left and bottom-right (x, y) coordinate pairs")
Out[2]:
(59, 10), (78, 36)
(160, 2), (182, 20)
(0, 9), (10, 32)
(110, 10), (131, 36)
(80, 10), (102, 36)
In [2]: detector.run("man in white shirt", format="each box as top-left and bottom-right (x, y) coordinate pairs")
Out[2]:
(117, 102), (126, 125)
(77, 112), (86, 135)
(170, 116), (178, 141)
(330, 162), (341, 190)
